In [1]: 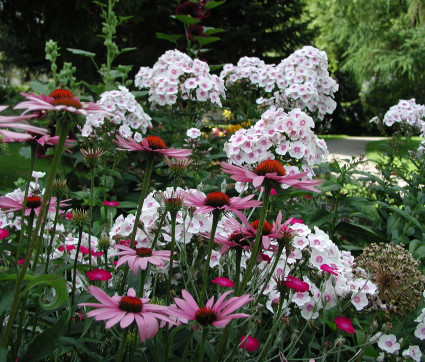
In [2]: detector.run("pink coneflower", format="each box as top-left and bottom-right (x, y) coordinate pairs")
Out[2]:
(103, 200), (120, 207)
(36, 135), (76, 152)
(284, 276), (310, 293)
(0, 105), (47, 142)
(14, 89), (108, 118)
(214, 231), (253, 255)
(86, 268), (113, 281)
(114, 244), (173, 275)
(0, 194), (70, 216)
(184, 191), (261, 216)
(79, 286), (176, 342)
(220, 160), (322, 193)
(168, 289), (252, 327)
(320, 264), (339, 276)
(113, 135), (192, 159)
(239, 335), (260, 352)
(0, 228), (10, 240)
(334, 316), (355, 334)
(212, 277), (234, 288)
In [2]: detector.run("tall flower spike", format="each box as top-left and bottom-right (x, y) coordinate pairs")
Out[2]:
(113, 135), (192, 159)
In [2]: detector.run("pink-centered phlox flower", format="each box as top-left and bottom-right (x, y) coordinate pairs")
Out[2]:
(0, 105), (47, 142)
(104, 200), (120, 207)
(221, 160), (321, 193)
(334, 316), (355, 334)
(284, 276), (310, 293)
(0, 228), (10, 240)
(321, 264), (339, 276)
(79, 286), (176, 342)
(212, 277), (235, 288)
(14, 89), (108, 118)
(0, 194), (70, 216)
(184, 191), (261, 216)
(114, 244), (173, 275)
(239, 335), (260, 352)
(168, 289), (252, 327)
(86, 268), (113, 281)
(113, 135), (192, 159)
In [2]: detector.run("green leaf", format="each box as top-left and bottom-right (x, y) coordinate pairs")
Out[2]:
(117, 201), (138, 208)
(29, 80), (50, 95)
(171, 14), (201, 25)
(336, 222), (386, 243)
(18, 146), (31, 160)
(302, 209), (334, 228)
(156, 32), (182, 42)
(67, 48), (96, 57)
(0, 291), (14, 315)
(194, 36), (221, 46)
(203, 27), (225, 35)
(58, 337), (103, 361)
(409, 239), (425, 259)
(345, 197), (381, 226)
(120, 47), (137, 53)
(375, 201), (425, 232)
(23, 274), (69, 310)
(319, 179), (343, 193)
(204, 0), (226, 10)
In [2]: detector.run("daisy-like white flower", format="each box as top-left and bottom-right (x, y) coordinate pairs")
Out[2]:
(79, 286), (176, 342)
(0, 105), (47, 142)
(0, 194), (70, 216)
(14, 89), (108, 118)
(113, 135), (192, 159)
(184, 191), (261, 216)
(334, 316), (355, 334)
(114, 244), (173, 275)
(169, 289), (252, 327)
(221, 160), (322, 193)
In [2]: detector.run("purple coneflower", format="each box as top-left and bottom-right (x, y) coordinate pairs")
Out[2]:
(168, 289), (252, 327)
(0, 194), (70, 216)
(79, 286), (176, 342)
(114, 244), (173, 275)
(114, 135), (192, 159)
(184, 191), (261, 216)
(221, 160), (322, 192)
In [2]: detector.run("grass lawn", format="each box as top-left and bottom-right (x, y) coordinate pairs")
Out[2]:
(0, 143), (53, 193)
(319, 134), (350, 140)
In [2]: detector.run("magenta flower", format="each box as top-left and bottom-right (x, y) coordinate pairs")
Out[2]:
(184, 191), (261, 215)
(58, 244), (76, 252)
(0, 105), (47, 142)
(221, 160), (322, 193)
(14, 89), (108, 118)
(86, 268), (113, 281)
(103, 200), (120, 207)
(0, 228), (10, 240)
(320, 264), (339, 276)
(211, 277), (235, 288)
(0, 194), (70, 216)
(168, 289), (252, 327)
(239, 335), (260, 352)
(284, 276), (310, 293)
(114, 244), (173, 275)
(113, 135), (192, 159)
(79, 286), (176, 342)
(334, 316), (355, 334)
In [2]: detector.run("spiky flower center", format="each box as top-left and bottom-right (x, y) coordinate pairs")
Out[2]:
(195, 307), (217, 325)
(204, 192), (230, 208)
(250, 220), (273, 235)
(26, 196), (42, 209)
(135, 247), (153, 257)
(119, 296), (143, 313)
(229, 232), (250, 247)
(49, 89), (82, 109)
(145, 136), (167, 150)
(254, 160), (286, 176)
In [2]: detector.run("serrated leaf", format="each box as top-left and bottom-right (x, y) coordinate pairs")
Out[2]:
(204, 0), (226, 10)
(156, 32), (183, 42)
(67, 48), (96, 57)
(194, 36), (221, 46)
(172, 14), (201, 24)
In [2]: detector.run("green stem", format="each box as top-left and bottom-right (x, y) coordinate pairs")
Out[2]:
(167, 213), (177, 305)
(1, 118), (70, 349)
(234, 248), (242, 292)
(116, 328), (129, 362)
(31, 198), (52, 271)
(119, 158), (154, 294)
(88, 166), (95, 269)
(238, 182), (272, 295)
(199, 212), (220, 304)
(16, 143), (37, 260)
(196, 328), (209, 362)
(44, 197), (62, 273)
